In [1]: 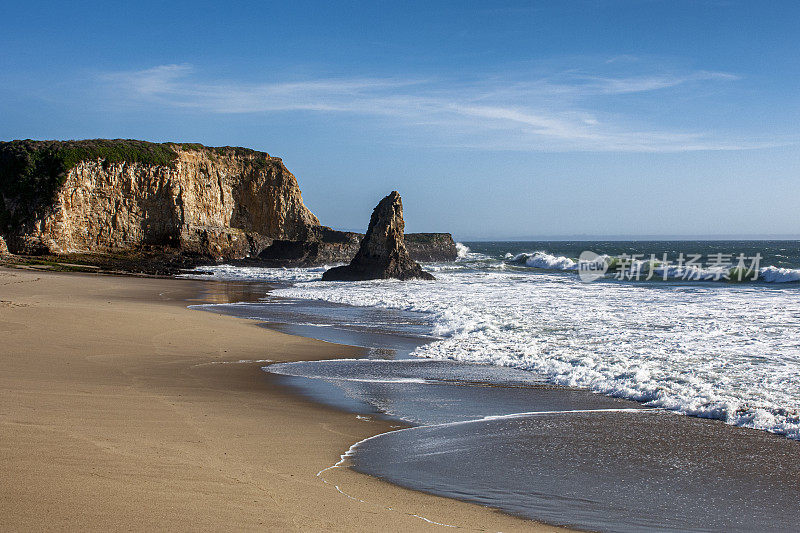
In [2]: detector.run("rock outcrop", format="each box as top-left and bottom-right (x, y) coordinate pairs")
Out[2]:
(0, 234), (8, 255)
(0, 139), (457, 267)
(404, 233), (459, 262)
(0, 140), (319, 259)
(257, 227), (457, 266)
(322, 192), (434, 281)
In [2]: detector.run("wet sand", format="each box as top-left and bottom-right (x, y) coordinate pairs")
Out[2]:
(265, 357), (800, 532)
(0, 267), (567, 531)
(350, 409), (800, 532)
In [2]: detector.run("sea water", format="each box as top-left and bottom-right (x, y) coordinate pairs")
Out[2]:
(197, 240), (800, 440)
(187, 240), (800, 531)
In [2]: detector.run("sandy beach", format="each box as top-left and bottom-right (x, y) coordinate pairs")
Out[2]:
(0, 267), (567, 532)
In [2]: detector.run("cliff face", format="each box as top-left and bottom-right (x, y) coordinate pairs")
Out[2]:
(0, 141), (319, 258)
(0, 139), (457, 266)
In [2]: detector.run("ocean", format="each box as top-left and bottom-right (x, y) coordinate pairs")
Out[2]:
(187, 240), (800, 531)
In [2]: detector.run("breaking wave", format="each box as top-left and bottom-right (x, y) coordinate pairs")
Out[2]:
(503, 250), (800, 283)
(506, 251), (577, 270)
(455, 242), (470, 259)
(186, 241), (800, 439)
(270, 271), (800, 440)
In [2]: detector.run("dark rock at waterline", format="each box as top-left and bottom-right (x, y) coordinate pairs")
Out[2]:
(322, 192), (435, 281)
(403, 233), (458, 262)
(255, 226), (457, 266)
(257, 227), (362, 265)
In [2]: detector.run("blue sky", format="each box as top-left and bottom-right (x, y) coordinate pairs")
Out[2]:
(1, 1), (799, 239)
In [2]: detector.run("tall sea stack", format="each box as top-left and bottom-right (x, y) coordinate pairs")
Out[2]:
(322, 191), (435, 281)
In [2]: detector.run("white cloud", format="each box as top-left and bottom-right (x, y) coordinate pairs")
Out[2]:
(97, 63), (768, 152)
(582, 71), (740, 94)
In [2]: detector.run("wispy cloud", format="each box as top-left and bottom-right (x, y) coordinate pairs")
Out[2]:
(580, 71), (740, 94)
(97, 63), (768, 152)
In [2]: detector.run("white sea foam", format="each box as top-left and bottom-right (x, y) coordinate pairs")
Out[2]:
(180, 263), (334, 282)
(270, 269), (800, 440)
(506, 251), (577, 270)
(455, 242), (470, 259)
(505, 251), (800, 283)
(181, 251), (800, 439)
(500, 250), (800, 284)
(759, 266), (800, 283)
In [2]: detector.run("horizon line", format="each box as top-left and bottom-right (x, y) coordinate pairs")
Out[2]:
(455, 234), (800, 242)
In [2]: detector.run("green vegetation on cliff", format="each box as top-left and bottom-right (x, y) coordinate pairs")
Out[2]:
(0, 139), (272, 231)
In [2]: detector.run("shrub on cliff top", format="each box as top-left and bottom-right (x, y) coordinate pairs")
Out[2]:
(0, 139), (273, 231)
(0, 139), (182, 230)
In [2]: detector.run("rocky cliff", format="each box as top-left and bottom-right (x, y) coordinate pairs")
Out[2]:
(0, 139), (457, 266)
(0, 140), (319, 258)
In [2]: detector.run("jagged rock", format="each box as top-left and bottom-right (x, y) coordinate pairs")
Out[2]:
(256, 227), (457, 267)
(0, 140), (318, 259)
(322, 192), (434, 281)
(0, 235), (8, 255)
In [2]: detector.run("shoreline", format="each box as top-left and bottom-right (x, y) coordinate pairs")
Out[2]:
(0, 267), (568, 531)
(192, 269), (800, 531)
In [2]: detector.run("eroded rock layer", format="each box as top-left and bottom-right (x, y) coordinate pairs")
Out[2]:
(0, 140), (319, 259)
(0, 140), (458, 266)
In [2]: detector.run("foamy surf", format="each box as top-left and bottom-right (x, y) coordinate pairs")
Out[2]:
(265, 355), (800, 533)
(188, 240), (800, 440)
(502, 249), (800, 283)
(506, 250), (578, 270)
